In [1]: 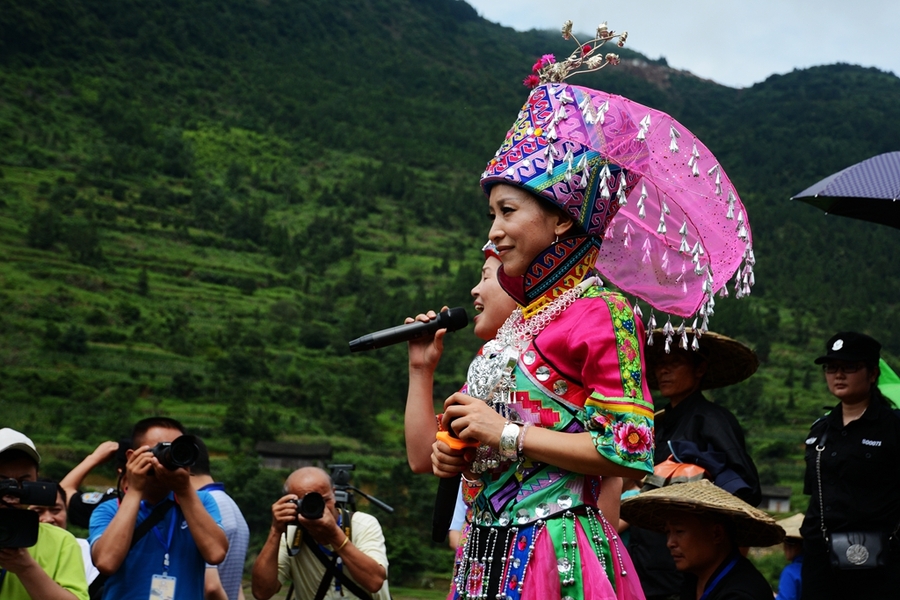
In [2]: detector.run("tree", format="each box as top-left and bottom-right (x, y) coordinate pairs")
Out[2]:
(26, 209), (63, 250)
(65, 221), (104, 266)
(137, 268), (150, 296)
(57, 326), (88, 354)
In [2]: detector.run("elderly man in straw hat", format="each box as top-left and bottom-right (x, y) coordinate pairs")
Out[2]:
(622, 480), (783, 600)
(646, 329), (761, 504)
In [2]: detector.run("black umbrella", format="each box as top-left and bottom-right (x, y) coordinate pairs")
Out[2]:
(791, 151), (900, 230)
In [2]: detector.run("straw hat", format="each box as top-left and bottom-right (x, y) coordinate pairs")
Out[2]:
(620, 480), (784, 547)
(777, 513), (804, 541)
(645, 329), (759, 390)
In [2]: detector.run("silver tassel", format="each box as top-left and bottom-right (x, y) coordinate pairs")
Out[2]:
(688, 143), (700, 168)
(669, 125), (681, 153)
(597, 100), (609, 124)
(599, 164), (611, 200)
(636, 114), (651, 142)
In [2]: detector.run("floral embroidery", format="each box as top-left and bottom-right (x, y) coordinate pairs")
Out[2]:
(613, 421), (653, 458)
(598, 291), (646, 401)
(584, 396), (654, 470)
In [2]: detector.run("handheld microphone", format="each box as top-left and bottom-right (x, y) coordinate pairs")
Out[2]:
(348, 307), (469, 352)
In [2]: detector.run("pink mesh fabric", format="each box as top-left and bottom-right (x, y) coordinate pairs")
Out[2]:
(593, 90), (751, 316)
(482, 83), (752, 318)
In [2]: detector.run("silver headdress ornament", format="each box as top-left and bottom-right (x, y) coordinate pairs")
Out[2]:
(525, 21), (627, 88)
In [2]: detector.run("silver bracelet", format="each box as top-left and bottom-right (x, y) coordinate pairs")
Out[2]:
(499, 421), (520, 461)
(517, 422), (533, 459)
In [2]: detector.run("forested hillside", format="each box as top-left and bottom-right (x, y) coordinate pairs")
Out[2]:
(1, 0), (899, 583)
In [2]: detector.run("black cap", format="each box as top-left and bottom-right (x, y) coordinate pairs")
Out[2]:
(814, 331), (881, 365)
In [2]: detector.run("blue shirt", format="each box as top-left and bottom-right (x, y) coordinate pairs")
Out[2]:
(89, 491), (223, 600)
(775, 554), (803, 600)
(201, 483), (250, 600)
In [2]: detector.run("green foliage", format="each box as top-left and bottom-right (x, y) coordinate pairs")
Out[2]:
(27, 208), (62, 249)
(136, 268), (149, 296)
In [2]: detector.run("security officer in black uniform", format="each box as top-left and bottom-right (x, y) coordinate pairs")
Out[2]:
(800, 331), (900, 599)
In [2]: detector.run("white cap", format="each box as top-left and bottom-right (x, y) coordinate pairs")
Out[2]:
(0, 428), (41, 465)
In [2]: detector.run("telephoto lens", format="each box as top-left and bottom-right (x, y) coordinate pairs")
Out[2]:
(151, 435), (200, 470)
(296, 492), (325, 520)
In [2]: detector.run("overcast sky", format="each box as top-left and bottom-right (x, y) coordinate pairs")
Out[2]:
(464, 0), (899, 88)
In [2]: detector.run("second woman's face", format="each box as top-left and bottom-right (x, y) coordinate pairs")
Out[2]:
(471, 256), (517, 341)
(488, 184), (572, 278)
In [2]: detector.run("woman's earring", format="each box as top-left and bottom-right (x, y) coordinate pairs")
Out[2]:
(555, 235), (559, 243)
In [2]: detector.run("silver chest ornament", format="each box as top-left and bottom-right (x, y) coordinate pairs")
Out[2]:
(465, 340), (519, 473)
(466, 341), (519, 407)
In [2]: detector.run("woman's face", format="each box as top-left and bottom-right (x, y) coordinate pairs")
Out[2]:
(824, 361), (877, 404)
(471, 256), (517, 341)
(488, 184), (573, 278)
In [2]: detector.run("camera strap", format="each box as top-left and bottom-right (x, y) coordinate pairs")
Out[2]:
(88, 498), (175, 600)
(300, 510), (373, 600)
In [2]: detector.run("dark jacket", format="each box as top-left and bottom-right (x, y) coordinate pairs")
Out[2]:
(654, 390), (761, 505)
(680, 554), (773, 600)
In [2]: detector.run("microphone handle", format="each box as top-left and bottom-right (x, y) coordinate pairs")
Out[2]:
(350, 321), (437, 352)
(432, 474), (462, 543)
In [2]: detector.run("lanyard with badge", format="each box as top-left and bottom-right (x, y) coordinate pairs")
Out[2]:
(146, 499), (178, 600)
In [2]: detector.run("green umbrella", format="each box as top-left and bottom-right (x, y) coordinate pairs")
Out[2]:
(878, 359), (900, 409)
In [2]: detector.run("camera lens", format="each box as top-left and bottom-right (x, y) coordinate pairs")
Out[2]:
(298, 492), (325, 520)
(168, 436), (199, 468)
(151, 435), (199, 470)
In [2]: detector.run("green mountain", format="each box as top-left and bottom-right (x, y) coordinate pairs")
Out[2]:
(1, 0), (899, 583)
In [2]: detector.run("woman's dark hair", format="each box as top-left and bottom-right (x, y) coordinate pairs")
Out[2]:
(872, 385), (890, 408)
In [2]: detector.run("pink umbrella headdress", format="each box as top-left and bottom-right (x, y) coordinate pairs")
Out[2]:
(481, 21), (755, 351)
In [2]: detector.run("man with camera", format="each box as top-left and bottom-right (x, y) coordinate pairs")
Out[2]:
(251, 467), (390, 600)
(89, 417), (228, 600)
(0, 427), (89, 600)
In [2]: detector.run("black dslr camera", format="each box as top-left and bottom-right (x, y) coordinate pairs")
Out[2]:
(290, 464), (357, 521)
(0, 479), (58, 548)
(150, 435), (200, 470)
(291, 492), (326, 520)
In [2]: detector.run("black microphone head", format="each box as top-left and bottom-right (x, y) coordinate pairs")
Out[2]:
(439, 307), (469, 332)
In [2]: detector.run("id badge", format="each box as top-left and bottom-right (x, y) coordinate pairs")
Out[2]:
(150, 574), (177, 600)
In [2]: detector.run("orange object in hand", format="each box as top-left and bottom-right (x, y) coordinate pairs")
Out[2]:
(436, 431), (478, 451)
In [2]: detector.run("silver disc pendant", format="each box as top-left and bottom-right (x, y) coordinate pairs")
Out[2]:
(846, 544), (869, 565)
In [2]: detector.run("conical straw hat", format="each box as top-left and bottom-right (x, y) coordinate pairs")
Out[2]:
(777, 513), (804, 541)
(621, 480), (784, 547)
(645, 329), (759, 390)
